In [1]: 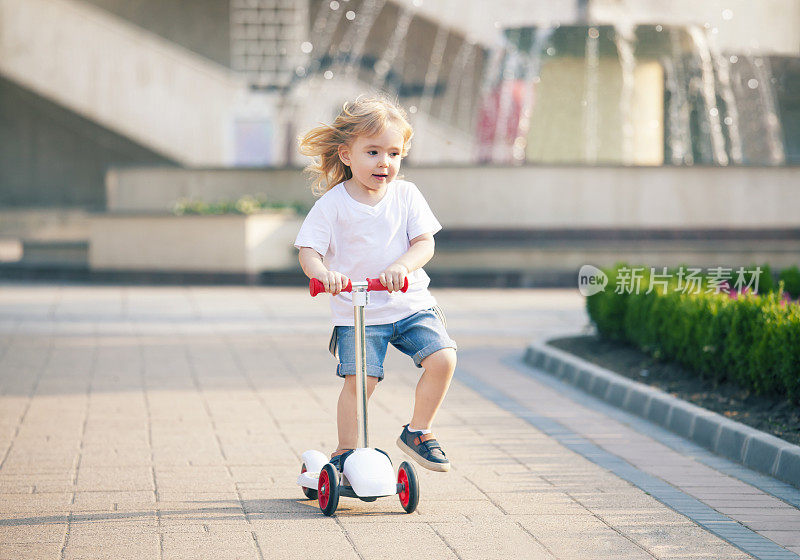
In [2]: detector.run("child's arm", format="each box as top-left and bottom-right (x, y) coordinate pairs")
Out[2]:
(298, 247), (350, 295)
(380, 232), (435, 292)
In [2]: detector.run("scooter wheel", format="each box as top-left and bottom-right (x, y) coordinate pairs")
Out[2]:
(300, 463), (318, 500)
(397, 461), (419, 513)
(318, 463), (340, 516)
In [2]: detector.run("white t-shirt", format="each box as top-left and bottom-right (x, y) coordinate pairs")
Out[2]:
(294, 180), (441, 326)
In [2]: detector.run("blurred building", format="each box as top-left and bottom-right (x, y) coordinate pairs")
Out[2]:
(1, 0), (798, 283)
(1, 0), (799, 209)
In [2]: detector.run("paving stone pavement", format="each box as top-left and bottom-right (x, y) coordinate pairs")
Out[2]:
(0, 283), (798, 559)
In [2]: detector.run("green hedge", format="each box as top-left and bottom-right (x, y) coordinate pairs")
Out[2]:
(171, 195), (310, 216)
(780, 265), (800, 299)
(586, 264), (800, 401)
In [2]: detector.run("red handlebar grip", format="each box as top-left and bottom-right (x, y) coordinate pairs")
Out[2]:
(309, 277), (408, 296)
(366, 277), (409, 293)
(309, 278), (324, 297)
(309, 278), (353, 296)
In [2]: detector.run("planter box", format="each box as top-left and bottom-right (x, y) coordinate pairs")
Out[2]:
(89, 212), (302, 273)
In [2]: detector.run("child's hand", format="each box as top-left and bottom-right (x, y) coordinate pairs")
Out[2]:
(319, 271), (350, 295)
(380, 264), (408, 293)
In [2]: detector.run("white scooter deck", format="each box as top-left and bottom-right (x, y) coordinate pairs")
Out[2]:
(298, 448), (398, 498)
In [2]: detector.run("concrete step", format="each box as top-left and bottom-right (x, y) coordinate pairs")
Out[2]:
(0, 0), (244, 165)
(430, 228), (800, 274)
(21, 240), (89, 266)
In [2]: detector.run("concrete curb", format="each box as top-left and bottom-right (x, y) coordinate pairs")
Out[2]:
(524, 341), (800, 490)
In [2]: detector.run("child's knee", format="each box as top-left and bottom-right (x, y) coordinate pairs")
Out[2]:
(422, 348), (457, 376)
(342, 375), (379, 396)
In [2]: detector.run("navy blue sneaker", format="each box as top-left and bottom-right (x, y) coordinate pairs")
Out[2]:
(328, 449), (353, 472)
(396, 425), (450, 472)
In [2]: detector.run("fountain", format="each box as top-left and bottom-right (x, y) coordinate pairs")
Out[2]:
(99, 0), (800, 283)
(253, 0), (798, 169)
(474, 21), (797, 167)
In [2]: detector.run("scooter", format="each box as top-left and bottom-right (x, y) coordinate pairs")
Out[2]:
(297, 277), (420, 516)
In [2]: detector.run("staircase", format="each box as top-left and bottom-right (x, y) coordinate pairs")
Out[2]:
(0, 0), (246, 166)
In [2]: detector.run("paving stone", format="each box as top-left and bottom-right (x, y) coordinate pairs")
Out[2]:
(742, 519), (800, 531)
(662, 555), (752, 560)
(411, 497), (505, 521)
(69, 491), (156, 512)
(618, 523), (752, 559)
(0, 542), (64, 560)
(485, 490), (591, 516)
(253, 525), (357, 559)
(0, 493), (73, 514)
(227, 466), (277, 484)
(568, 490), (666, 513)
(64, 522), (160, 553)
(0, 286), (797, 560)
(341, 520), (457, 558)
(758, 530), (800, 547)
(515, 514), (654, 559)
(163, 530), (258, 560)
(75, 467), (154, 492)
(597, 511), (699, 528)
(0, 520), (67, 543)
(64, 540), (159, 560)
(431, 520), (555, 559)
(1, 474), (74, 494)
(460, 470), (552, 494)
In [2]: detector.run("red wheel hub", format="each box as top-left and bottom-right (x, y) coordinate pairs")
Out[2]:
(398, 468), (409, 506)
(318, 469), (330, 509)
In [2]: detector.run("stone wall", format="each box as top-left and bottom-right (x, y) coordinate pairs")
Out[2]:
(106, 164), (800, 229)
(81, 0), (231, 68)
(0, 77), (174, 209)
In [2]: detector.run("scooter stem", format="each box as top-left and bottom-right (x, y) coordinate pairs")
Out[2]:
(352, 285), (369, 449)
(308, 276), (409, 449)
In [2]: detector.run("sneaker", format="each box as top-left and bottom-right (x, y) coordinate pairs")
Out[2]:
(396, 425), (450, 472)
(329, 449), (353, 472)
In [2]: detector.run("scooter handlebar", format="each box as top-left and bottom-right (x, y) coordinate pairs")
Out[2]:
(309, 278), (349, 297)
(309, 277), (409, 297)
(366, 278), (410, 293)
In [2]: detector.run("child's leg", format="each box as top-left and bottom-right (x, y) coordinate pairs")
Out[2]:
(331, 324), (390, 456)
(409, 348), (457, 430)
(335, 375), (380, 452)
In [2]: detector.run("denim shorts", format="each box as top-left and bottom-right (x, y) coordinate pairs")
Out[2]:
(330, 306), (457, 381)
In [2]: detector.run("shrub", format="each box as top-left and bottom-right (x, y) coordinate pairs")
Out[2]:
(780, 265), (800, 299)
(585, 263), (630, 341)
(172, 195), (310, 216)
(754, 264), (774, 294)
(586, 264), (800, 401)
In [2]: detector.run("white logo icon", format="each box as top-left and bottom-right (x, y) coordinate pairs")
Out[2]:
(578, 265), (608, 296)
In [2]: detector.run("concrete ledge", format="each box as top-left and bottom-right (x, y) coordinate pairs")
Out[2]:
(0, 264), (576, 288)
(524, 341), (800, 489)
(88, 212), (302, 274)
(108, 166), (800, 230)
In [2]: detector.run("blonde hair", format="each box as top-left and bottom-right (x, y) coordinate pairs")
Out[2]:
(298, 95), (414, 196)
